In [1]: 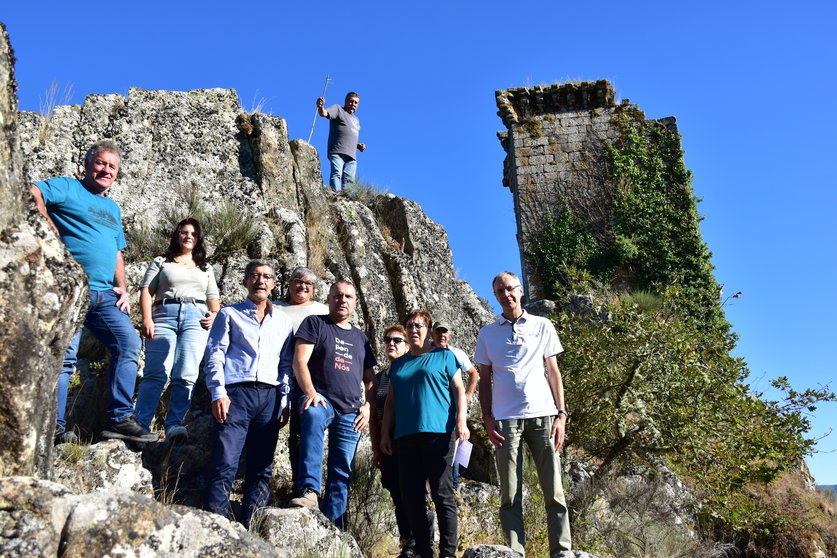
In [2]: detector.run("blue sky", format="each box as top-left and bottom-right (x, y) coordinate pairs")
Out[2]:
(4, 1), (835, 483)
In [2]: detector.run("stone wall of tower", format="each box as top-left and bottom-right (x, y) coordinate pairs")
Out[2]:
(496, 80), (676, 298)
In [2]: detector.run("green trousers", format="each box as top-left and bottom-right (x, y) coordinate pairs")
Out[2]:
(495, 416), (572, 557)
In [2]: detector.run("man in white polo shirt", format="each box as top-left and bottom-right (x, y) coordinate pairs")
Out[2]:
(475, 271), (571, 556)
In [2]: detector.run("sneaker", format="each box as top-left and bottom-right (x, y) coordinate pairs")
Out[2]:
(165, 425), (188, 443)
(54, 428), (78, 445)
(289, 488), (318, 508)
(101, 417), (159, 443)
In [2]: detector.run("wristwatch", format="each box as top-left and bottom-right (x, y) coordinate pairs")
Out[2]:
(556, 409), (569, 419)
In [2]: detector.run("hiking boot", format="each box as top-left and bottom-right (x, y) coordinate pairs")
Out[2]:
(289, 488), (318, 508)
(101, 417), (159, 443)
(54, 428), (78, 445)
(165, 425), (188, 443)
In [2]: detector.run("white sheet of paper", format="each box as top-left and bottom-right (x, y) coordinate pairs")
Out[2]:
(454, 439), (473, 468)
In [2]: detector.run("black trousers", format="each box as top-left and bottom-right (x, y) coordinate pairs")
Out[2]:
(396, 432), (458, 558)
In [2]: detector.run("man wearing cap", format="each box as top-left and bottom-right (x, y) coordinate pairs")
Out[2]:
(431, 321), (479, 489)
(475, 271), (572, 556)
(431, 321), (479, 405)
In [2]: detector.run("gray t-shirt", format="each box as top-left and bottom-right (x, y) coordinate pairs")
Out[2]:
(326, 104), (360, 160)
(142, 257), (220, 301)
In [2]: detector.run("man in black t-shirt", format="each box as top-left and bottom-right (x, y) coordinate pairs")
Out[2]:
(289, 280), (377, 527)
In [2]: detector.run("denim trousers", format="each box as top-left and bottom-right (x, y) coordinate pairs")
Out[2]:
(396, 432), (458, 558)
(296, 395), (360, 527)
(328, 153), (357, 191)
(495, 416), (572, 556)
(135, 301), (209, 430)
(56, 289), (142, 428)
(206, 383), (282, 528)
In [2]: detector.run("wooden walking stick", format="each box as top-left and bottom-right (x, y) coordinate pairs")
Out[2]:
(307, 73), (332, 143)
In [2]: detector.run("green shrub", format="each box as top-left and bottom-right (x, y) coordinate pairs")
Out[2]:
(606, 109), (725, 331)
(341, 179), (388, 205)
(204, 199), (260, 260)
(59, 441), (89, 464)
(619, 289), (663, 313)
(551, 281), (835, 550)
(528, 201), (610, 296)
(528, 108), (727, 332)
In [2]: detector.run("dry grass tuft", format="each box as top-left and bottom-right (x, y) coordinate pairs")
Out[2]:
(38, 80), (74, 142)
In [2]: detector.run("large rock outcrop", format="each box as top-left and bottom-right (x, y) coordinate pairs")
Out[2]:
(17, 85), (493, 361)
(0, 23), (87, 477)
(0, 22), (499, 553)
(0, 476), (282, 557)
(15, 82), (495, 478)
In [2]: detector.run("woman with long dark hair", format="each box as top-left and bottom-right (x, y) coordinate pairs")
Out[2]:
(135, 217), (220, 442)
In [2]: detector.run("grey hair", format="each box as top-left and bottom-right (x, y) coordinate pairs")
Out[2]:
(289, 266), (318, 283)
(84, 140), (122, 165)
(329, 279), (356, 295)
(492, 270), (521, 290)
(244, 259), (276, 278)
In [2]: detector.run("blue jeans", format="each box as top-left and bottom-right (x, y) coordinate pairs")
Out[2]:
(296, 395), (361, 527)
(328, 153), (357, 191)
(56, 289), (142, 428)
(135, 301), (209, 430)
(206, 383), (282, 528)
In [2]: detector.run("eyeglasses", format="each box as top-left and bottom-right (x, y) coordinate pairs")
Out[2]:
(405, 323), (427, 330)
(383, 336), (405, 345)
(291, 278), (314, 287)
(247, 273), (275, 281)
(494, 285), (522, 295)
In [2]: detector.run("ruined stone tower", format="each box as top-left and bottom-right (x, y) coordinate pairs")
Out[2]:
(496, 80), (678, 298)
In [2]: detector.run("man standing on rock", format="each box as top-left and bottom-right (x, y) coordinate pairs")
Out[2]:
(30, 140), (158, 445)
(431, 321), (479, 489)
(475, 271), (572, 556)
(289, 280), (376, 528)
(316, 92), (365, 191)
(204, 259), (295, 528)
(276, 266), (329, 490)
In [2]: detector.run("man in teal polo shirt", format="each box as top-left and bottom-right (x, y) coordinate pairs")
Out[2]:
(30, 140), (157, 444)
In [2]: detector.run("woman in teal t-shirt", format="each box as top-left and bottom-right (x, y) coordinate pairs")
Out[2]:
(380, 309), (469, 558)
